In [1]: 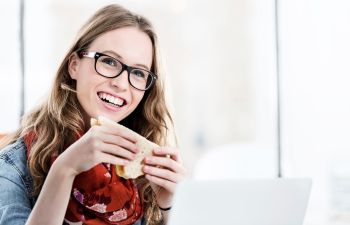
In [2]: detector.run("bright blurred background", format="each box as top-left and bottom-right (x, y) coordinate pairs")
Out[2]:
(1, 0), (350, 224)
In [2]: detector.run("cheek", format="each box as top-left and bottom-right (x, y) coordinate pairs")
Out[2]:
(131, 91), (145, 108)
(137, 92), (145, 103)
(76, 61), (99, 83)
(76, 69), (102, 93)
(75, 77), (93, 98)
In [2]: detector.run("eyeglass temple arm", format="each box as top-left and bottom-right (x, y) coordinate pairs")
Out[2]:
(80, 51), (97, 58)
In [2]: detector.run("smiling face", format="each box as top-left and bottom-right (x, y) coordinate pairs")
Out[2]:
(68, 26), (154, 128)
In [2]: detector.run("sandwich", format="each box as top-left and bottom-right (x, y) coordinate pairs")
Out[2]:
(90, 116), (158, 179)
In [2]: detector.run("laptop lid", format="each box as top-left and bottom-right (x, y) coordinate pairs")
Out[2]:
(168, 178), (312, 225)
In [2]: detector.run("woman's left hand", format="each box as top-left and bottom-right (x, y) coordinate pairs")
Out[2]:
(143, 147), (186, 208)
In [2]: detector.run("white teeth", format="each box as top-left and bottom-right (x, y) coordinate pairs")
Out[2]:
(114, 98), (123, 106)
(98, 92), (124, 106)
(111, 98), (117, 105)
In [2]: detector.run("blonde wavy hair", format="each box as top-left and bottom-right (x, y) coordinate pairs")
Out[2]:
(0, 4), (174, 225)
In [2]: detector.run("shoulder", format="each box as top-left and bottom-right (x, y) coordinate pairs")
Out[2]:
(0, 139), (36, 222)
(0, 138), (34, 195)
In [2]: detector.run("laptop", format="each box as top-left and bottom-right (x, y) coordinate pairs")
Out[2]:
(168, 178), (312, 225)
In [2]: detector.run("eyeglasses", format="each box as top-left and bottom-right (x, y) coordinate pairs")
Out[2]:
(78, 51), (157, 91)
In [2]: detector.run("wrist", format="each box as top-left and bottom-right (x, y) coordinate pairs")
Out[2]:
(51, 155), (78, 178)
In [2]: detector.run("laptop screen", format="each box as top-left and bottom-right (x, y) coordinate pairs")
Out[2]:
(168, 178), (312, 225)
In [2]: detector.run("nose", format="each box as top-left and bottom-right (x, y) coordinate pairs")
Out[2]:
(111, 70), (130, 90)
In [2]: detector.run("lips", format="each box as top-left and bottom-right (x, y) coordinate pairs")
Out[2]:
(97, 92), (127, 107)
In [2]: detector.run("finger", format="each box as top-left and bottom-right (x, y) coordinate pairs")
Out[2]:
(143, 165), (182, 183)
(144, 156), (185, 175)
(100, 133), (139, 154)
(100, 143), (136, 161)
(153, 147), (182, 163)
(97, 116), (138, 143)
(97, 151), (130, 166)
(145, 174), (176, 194)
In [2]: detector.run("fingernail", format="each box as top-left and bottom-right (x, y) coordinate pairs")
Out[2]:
(143, 166), (149, 171)
(144, 157), (150, 163)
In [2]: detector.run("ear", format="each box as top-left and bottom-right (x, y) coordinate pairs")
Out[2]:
(68, 52), (80, 80)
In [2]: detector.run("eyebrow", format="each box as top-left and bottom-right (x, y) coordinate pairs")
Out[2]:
(102, 50), (151, 71)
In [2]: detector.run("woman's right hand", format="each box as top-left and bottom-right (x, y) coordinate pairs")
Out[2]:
(54, 121), (139, 177)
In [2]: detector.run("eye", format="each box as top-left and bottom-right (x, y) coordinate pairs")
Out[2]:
(101, 56), (117, 67)
(131, 69), (146, 78)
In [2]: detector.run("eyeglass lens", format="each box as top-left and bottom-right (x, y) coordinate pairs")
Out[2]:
(96, 55), (152, 90)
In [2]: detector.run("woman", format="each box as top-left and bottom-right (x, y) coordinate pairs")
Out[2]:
(0, 4), (185, 225)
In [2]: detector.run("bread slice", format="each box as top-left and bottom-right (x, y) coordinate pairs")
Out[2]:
(91, 116), (158, 179)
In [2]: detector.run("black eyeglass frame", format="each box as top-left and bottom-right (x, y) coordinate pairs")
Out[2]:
(78, 51), (157, 91)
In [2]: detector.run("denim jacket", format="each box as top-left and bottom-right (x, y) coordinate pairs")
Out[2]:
(0, 139), (144, 225)
(0, 139), (36, 224)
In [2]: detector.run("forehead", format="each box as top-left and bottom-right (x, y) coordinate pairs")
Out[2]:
(89, 26), (153, 68)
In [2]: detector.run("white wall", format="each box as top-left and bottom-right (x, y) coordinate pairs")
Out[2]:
(0, 1), (21, 132)
(279, 1), (350, 224)
(194, 0), (278, 179)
